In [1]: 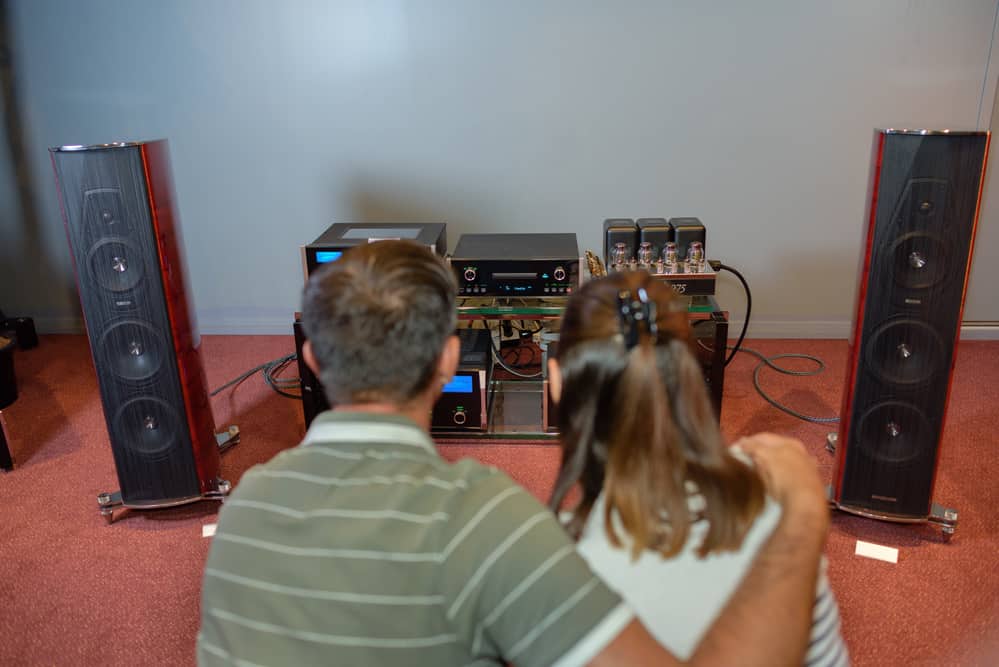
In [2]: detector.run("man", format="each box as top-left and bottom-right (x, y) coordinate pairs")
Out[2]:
(198, 240), (830, 666)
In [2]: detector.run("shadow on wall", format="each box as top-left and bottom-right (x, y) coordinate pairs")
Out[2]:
(0, 3), (78, 326)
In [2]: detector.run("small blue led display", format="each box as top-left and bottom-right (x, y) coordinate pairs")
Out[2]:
(442, 375), (473, 393)
(315, 251), (343, 263)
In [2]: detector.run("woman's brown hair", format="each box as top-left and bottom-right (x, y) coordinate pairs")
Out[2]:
(548, 271), (765, 559)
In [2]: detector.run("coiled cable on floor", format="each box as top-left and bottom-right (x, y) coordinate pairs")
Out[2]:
(733, 345), (840, 424)
(210, 353), (301, 399)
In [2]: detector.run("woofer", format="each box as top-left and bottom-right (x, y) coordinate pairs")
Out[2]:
(856, 401), (932, 466)
(112, 397), (181, 459)
(87, 237), (144, 292)
(864, 319), (945, 386)
(98, 320), (166, 382)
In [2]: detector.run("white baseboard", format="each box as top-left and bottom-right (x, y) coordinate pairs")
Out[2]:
(728, 321), (999, 340)
(958, 323), (999, 340)
(727, 320), (853, 339)
(196, 315), (297, 335)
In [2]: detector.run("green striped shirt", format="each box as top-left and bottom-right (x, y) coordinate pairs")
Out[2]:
(198, 411), (630, 666)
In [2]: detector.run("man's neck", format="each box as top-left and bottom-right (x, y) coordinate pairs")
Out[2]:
(333, 399), (433, 432)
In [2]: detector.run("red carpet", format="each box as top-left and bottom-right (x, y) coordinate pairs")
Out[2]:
(0, 334), (997, 666)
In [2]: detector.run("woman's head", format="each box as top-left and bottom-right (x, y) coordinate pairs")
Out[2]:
(548, 271), (764, 559)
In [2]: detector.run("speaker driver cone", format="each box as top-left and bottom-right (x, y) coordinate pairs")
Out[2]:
(864, 319), (945, 386)
(891, 232), (948, 290)
(112, 397), (181, 459)
(856, 401), (932, 465)
(87, 237), (144, 292)
(98, 320), (166, 382)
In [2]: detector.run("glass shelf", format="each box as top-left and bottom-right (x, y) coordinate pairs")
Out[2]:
(433, 295), (726, 441)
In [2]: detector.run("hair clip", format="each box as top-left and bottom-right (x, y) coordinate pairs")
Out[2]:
(616, 288), (658, 349)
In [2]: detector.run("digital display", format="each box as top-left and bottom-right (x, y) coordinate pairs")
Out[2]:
(315, 251), (343, 263)
(442, 375), (473, 393)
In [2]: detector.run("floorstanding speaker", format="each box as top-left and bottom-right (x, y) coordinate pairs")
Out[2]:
(51, 140), (232, 521)
(832, 129), (989, 534)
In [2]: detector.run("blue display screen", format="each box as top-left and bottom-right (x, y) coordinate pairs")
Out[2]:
(442, 375), (473, 393)
(315, 251), (343, 263)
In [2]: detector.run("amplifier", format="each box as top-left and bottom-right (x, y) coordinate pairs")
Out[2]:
(431, 329), (490, 432)
(294, 319), (491, 431)
(451, 233), (580, 297)
(302, 222), (446, 279)
(542, 307), (727, 431)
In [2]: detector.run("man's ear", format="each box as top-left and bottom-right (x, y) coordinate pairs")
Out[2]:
(436, 334), (460, 387)
(547, 358), (562, 404)
(302, 339), (321, 377)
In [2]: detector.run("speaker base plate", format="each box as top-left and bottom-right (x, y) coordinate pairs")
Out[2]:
(97, 478), (232, 525)
(824, 483), (958, 540)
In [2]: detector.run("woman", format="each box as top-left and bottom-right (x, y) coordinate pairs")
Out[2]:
(547, 271), (848, 666)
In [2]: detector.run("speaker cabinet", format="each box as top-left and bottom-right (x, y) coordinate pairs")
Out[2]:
(51, 141), (227, 511)
(833, 130), (989, 525)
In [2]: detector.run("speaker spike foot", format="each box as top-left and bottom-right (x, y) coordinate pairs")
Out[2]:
(216, 425), (240, 454)
(927, 503), (958, 540)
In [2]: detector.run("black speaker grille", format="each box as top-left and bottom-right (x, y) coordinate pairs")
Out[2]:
(839, 132), (988, 519)
(53, 146), (201, 503)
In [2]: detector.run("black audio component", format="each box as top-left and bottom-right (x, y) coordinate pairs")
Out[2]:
(0, 317), (38, 350)
(0, 335), (16, 410)
(451, 233), (580, 297)
(431, 329), (490, 432)
(668, 217), (706, 261)
(637, 218), (673, 261)
(542, 307), (728, 432)
(603, 218), (639, 265)
(690, 308), (728, 417)
(294, 316), (331, 428)
(294, 320), (490, 432)
(50, 141), (229, 517)
(302, 222), (446, 278)
(833, 129), (989, 534)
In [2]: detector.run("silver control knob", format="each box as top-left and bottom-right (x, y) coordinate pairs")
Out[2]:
(452, 410), (467, 425)
(553, 266), (566, 281)
(463, 268), (477, 282)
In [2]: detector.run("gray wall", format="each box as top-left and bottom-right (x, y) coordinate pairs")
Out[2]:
(2, 1), (998, 336)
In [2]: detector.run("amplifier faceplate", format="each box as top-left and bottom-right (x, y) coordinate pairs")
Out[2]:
(453, 259), (580, 297)
(451, 233), (580, 297)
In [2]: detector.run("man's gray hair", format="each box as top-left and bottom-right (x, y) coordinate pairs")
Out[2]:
(301, 240), (458, 405)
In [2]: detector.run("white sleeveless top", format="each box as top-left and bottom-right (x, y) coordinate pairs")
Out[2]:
(575, 493), (849, 666)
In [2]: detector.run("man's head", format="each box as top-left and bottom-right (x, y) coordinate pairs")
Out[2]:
(301, 240), (458, 407)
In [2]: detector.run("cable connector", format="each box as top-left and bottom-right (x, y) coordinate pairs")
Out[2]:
(708, 259), (722, 272)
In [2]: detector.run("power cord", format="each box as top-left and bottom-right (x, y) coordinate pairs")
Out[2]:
(733, 346), (840, 424)
(710, 259), (838, 424)
(487, 322), (543, 379)
(210, 353), (302, 399)
(711, 261), (750, 366)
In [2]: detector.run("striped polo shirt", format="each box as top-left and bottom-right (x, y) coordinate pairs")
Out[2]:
(198, 411), (632, 666)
